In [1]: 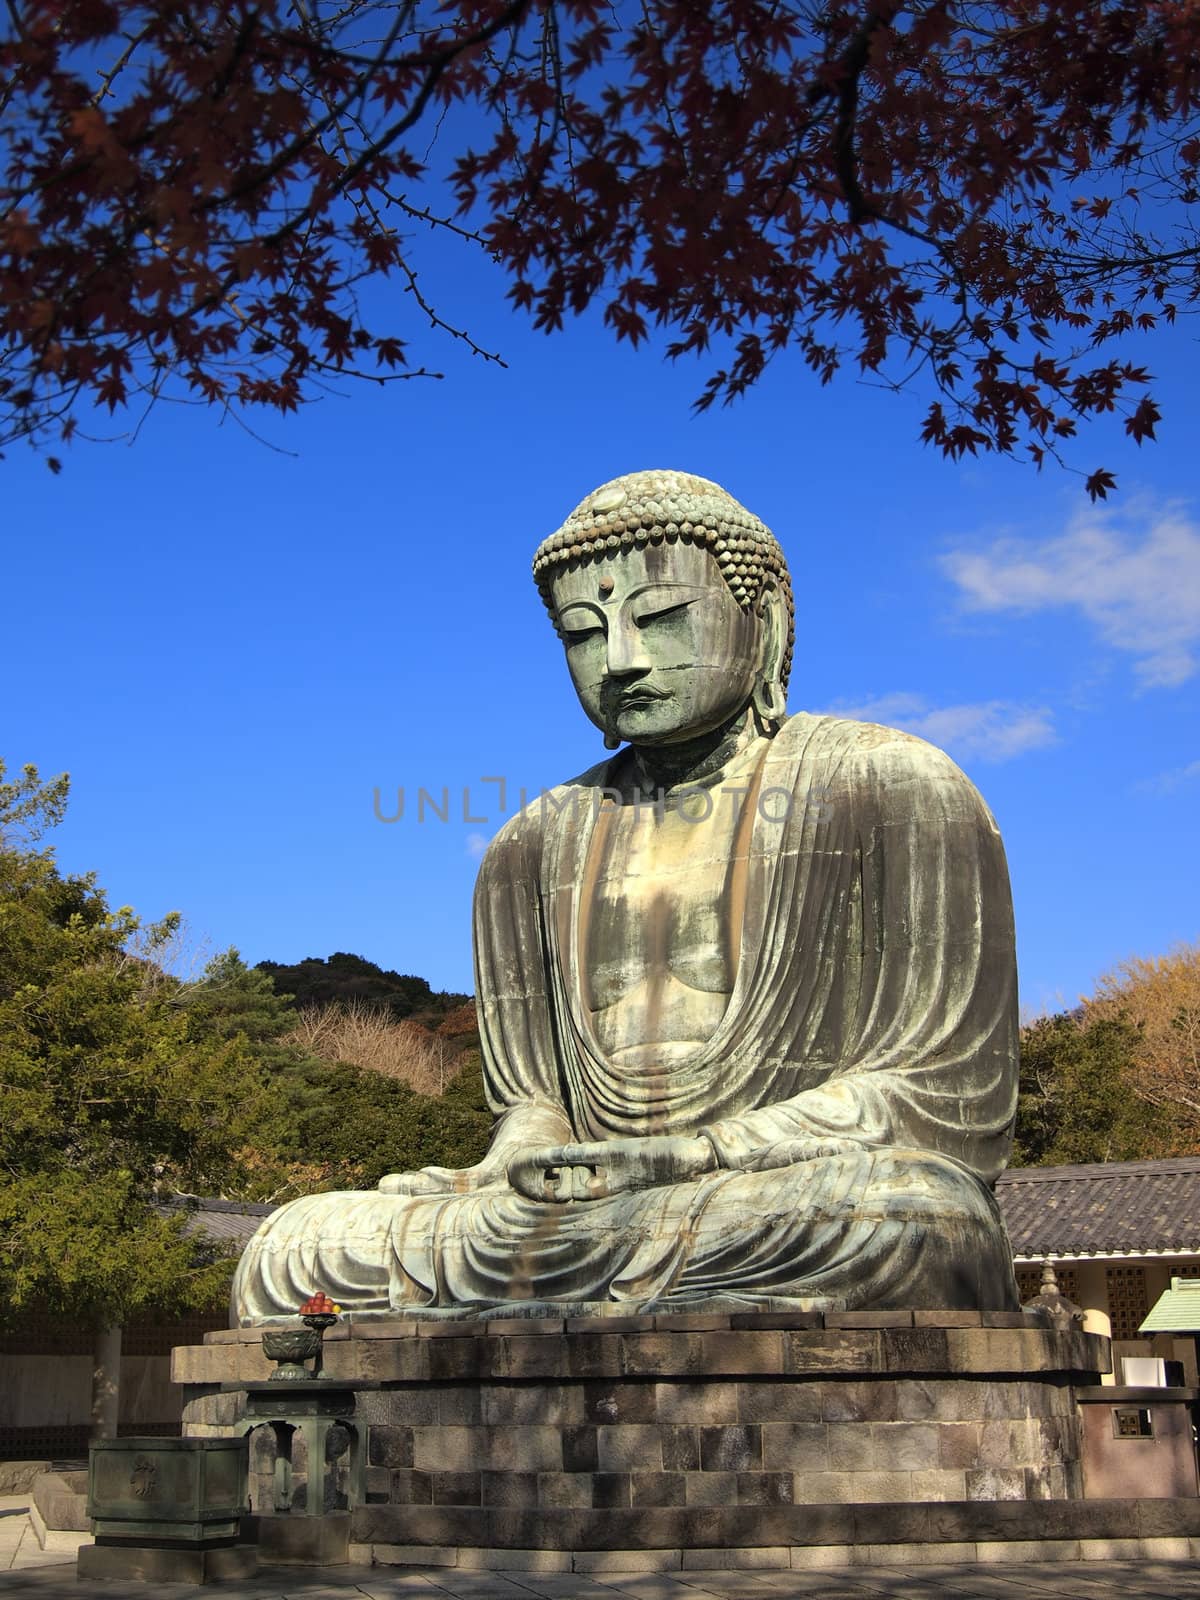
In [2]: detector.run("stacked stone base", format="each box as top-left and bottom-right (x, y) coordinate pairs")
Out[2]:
(77, 1542), (258, 1584)
(174, 1308), (1200, 1568)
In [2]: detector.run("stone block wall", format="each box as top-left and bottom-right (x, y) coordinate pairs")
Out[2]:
(345, 1375), (1083, 1512)
(177, 1309), (1110, 1553)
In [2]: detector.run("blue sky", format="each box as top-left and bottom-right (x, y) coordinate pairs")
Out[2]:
(5, 222), (1198, 1019)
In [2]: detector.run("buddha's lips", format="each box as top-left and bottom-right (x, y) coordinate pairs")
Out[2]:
(600, 686), (669, 741)
(613, 688), (669, 710)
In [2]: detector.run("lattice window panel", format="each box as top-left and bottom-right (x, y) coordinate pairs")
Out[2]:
(1106, 1264), (1149, 1339)
(0, 1307), (94, 1356)
(122, 1305), (226, 1357)
(0, 1301), (225, 1357)
(0, 1424), (88, 1463)
(1016, 1264), (1078, 1303)
(1168, 1262), (1200, 1279)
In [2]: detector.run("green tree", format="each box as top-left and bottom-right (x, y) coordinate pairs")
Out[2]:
(0, 764), (271, 1326)
(1013, 1011), (1176, 1168)
(179, 947), (300, 1056)
(160, 952), (493, 1198)
(0, 759), (494, 1331)
(294, 1052), (491, 1191)
(0, 763), (69, 842)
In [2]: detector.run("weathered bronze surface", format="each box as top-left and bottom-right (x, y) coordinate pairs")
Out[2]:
(233, 469), (1020, 1321)
(261, 1324), (323, 1380)
(87, 1435), (246, 1544)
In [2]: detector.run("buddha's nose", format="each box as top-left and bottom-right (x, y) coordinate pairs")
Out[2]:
(604, 618), (651, 678)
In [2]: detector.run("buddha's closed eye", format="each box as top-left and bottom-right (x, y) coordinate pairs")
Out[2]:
(633, 599), (696, 628)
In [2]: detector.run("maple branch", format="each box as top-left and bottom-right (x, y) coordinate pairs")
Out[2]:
(1036, 240), (1200, 279)
(637, 0), (690, 186)
(196, 0), (535, 226)
(208, 8), (264, 104)
(4, 0), (530, 424)
(325, 0), (535, 197)
(0, 1), (35, 121)
(2, 0), (1194, 475)
(91, 25), (153, 108)
(292, 64), (507, 367)
(832, 5), (898, 226)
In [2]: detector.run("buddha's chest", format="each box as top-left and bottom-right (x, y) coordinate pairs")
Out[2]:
(579, 799), (740, 1041)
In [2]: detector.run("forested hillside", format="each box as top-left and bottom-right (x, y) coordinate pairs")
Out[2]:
(256, 952), (469, 1026)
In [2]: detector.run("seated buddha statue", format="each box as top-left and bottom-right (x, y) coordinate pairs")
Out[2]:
(232, 469), (1019, 1321)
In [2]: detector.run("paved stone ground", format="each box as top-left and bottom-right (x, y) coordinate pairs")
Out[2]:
(0, 1495), (65, 1575)
(4, 1559), (1200, 1598)
(5, 1499), (1200, 1599)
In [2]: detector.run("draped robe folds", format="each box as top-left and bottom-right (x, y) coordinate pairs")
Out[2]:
(231, 714), (1020, 1322)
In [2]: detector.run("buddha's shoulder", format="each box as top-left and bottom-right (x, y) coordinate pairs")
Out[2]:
(777, 711), (981, 794)
(478, 756), (613, 863)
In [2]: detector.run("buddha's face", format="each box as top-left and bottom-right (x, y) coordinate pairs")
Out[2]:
(550, 540), (763, 747)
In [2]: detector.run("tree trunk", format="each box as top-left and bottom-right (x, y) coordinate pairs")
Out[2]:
(89, 1321), (122, 1442)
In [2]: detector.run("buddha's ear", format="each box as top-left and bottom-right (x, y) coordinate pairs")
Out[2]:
(752, 578), (787, 728)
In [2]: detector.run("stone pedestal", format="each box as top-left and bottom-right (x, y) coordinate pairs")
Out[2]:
(233, 1380), (360, 1563)
(169, 1309), (1184, 1566)
(78, 1435), (255, 1586)
(77, 1541), (258, 1585)
(241, 1381), (361, 1519)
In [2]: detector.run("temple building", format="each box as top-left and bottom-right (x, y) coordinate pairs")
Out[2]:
(998, 1156), (1200, 1385)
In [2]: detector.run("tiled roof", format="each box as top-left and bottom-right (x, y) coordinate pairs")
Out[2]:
(996, 1157), (1200, 1258)
(160, 1194), (276, 1246)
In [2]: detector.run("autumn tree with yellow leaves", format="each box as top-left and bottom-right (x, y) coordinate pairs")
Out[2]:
(1086, 944), (1200, 1140)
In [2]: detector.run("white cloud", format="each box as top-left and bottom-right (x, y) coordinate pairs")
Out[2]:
(940, 499), (1200, 688)
(1136, 758), (1200, 795)
(824, 693), (1057, 763)
(465, 831), (489, 859)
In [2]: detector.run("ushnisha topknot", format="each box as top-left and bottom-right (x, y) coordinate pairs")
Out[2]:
(532, 468), (795, 690)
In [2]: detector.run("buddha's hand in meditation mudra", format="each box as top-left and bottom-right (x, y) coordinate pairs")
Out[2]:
(507, 1136), (718, 1203)
(377, 1138), (717, 1202)
(735, 1136), (872, 1170)
(376, 1148), (516, 1196)
(506, 1134), (871, 1202)
(379, 1133), (869, 1204)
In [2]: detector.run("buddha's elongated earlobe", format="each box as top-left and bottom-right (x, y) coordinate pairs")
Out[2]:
(751, 582), (787, 733)
(752, 675), (787, 728)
